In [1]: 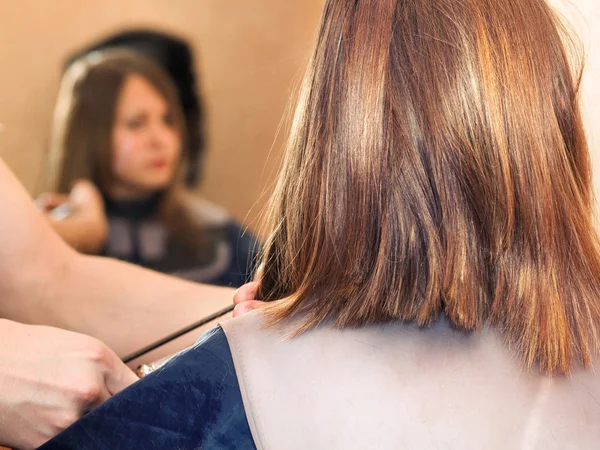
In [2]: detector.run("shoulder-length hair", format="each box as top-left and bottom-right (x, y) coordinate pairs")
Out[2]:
(258, 0), (600, 374)
(47, 49), (204, 251)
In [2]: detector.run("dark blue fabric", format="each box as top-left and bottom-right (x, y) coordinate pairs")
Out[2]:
(208, 222), (260, 288)
(39, 328), (256, 450)
(99, 192), (259, 289)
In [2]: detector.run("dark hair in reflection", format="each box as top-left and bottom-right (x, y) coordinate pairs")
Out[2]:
(258, 0), (600, 374)
(48, 49), (207, 252)
(66, 29), (205, 186)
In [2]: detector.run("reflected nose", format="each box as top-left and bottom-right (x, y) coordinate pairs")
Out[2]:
(149, 119), (173, 150)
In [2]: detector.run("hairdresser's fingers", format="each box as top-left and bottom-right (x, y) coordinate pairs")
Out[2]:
(69, 179), (103, 207)
(233, 282), (260, 306)
(100, 347), (140, 397)
(233, 301), (264, 318)
(37, 193), (69, 211)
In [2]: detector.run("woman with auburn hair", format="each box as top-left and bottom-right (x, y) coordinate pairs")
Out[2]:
(42, 0), (600, 448)
(40, 49), (257, 287)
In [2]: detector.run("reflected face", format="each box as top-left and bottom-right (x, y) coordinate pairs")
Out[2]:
(110, 74), (181, 199)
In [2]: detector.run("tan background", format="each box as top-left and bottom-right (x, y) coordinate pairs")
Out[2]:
(0, 0), (598, 235)
(550, 0), (600, 203)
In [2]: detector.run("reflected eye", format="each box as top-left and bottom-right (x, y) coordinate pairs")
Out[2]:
(125, 117), (144, 130)
(125, 117), (145, 130)
(163, 113), (175, 127)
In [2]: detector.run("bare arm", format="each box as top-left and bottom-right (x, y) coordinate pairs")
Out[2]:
(47, 212), (107, 254)
(50, 254), (234, 358)
(0, 158), (235, 359)
(38, 180), (109, 254)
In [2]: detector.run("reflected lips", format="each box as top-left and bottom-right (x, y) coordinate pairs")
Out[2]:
(150, 158), (169, 169)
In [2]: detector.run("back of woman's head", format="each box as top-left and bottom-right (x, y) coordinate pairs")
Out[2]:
(47, 49), (186, 194)
(259, 0), (600, 373)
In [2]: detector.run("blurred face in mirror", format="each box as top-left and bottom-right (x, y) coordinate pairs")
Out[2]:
(110, 74), (181, 199)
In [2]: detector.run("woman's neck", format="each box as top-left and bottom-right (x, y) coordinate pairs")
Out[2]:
(107, 185), (154, 202)
(102, 189), (166, 220)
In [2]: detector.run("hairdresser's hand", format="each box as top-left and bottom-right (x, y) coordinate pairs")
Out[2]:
(39, 180), (105, 220)
(0, 319), (138, 449)
(38, 180), (108, 254)
(37, 192), (69, 212)
(233, 281), (264, 317)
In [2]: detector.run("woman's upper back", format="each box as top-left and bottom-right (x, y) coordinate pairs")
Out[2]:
(223, 312), (600, 449)
(41, 310), (600, 449)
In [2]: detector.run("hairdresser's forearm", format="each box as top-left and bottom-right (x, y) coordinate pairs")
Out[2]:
(51, 253), (235, 358)
(0, 158), (233, 359)
(0, 158), (75, 323)
(50, 214), (107, 254)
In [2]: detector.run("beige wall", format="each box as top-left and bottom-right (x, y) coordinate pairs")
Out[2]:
(551, 0), (600, 201)
(0, 0), (325, 234)
(0, 0), (598, 234)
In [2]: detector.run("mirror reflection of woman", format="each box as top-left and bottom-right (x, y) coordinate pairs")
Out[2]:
(41, 50), (257, 287)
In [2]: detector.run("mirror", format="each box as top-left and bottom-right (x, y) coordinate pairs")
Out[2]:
(0, 0), (325, 235)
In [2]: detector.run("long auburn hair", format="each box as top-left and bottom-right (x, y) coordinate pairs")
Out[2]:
(258, 0), (600, 374)
(47, 49), (205, 251)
